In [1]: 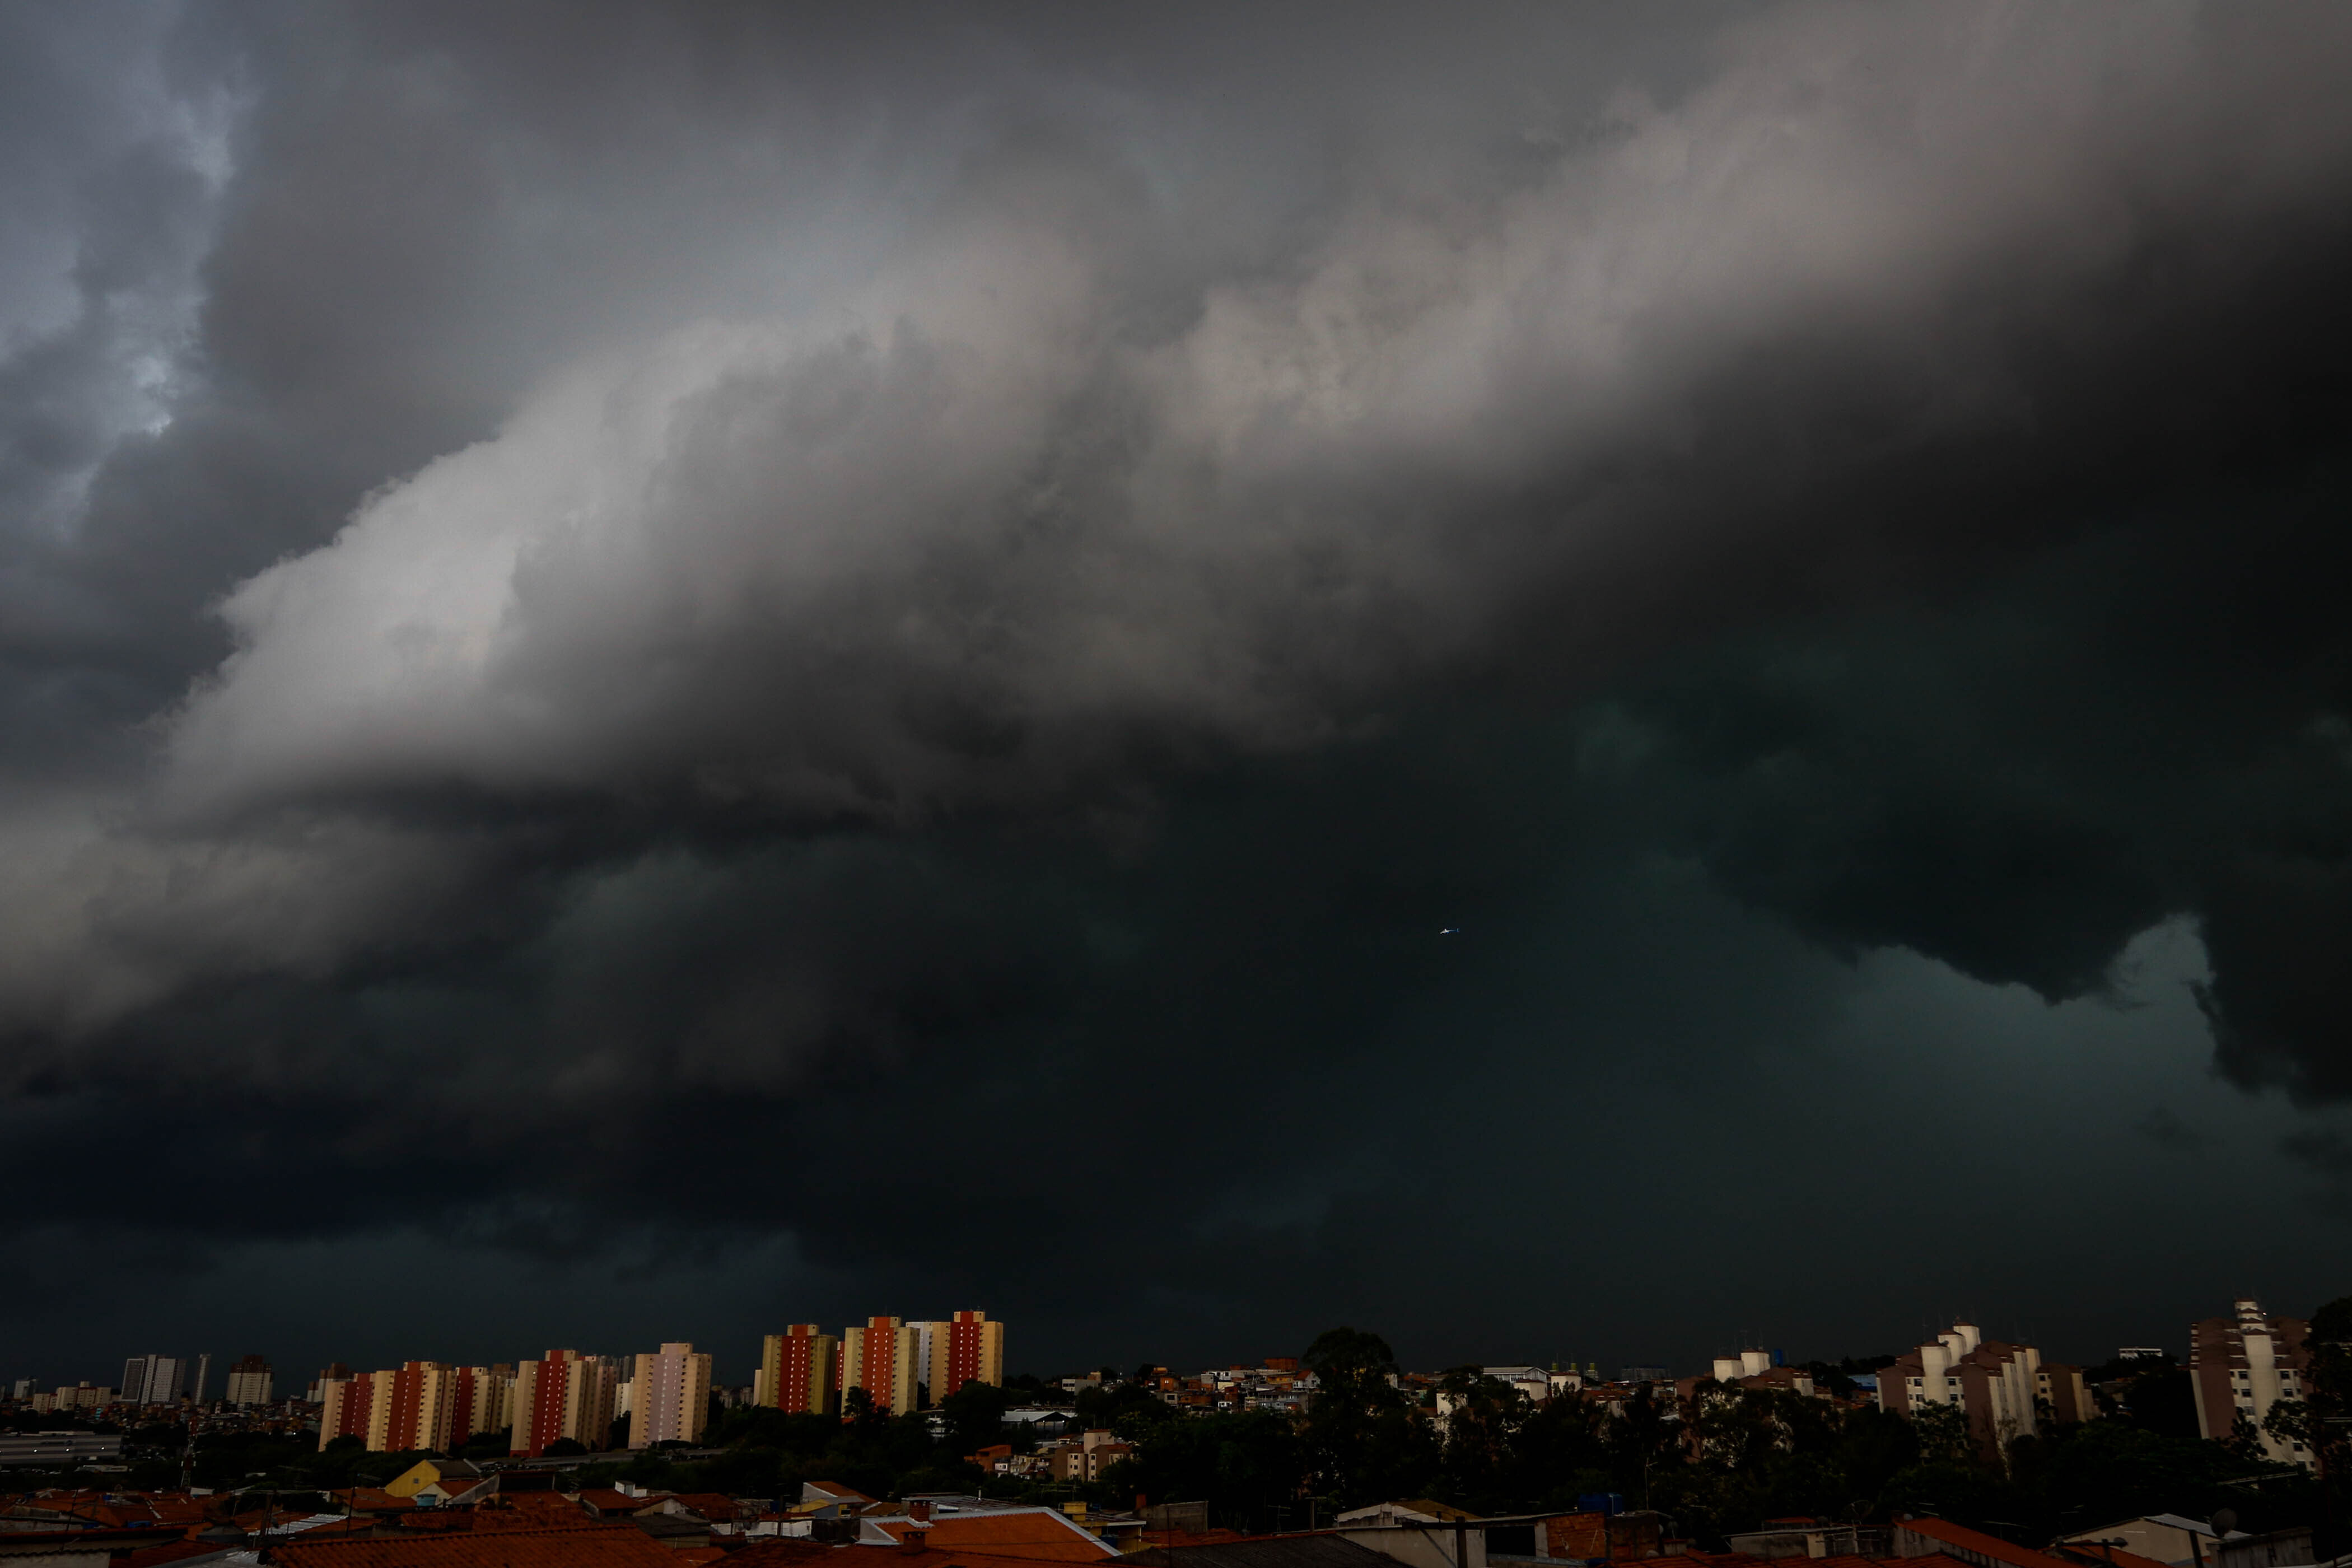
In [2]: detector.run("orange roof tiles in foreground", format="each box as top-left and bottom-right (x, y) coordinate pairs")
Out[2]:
(275, 1520), (679, 1568)
(1895, 1518), (2064, 1568)
(872, 1513), (1116, 1561)
(878, 1549), (1146, 1568)
(116, 1542), (236, 1568)
(576, 1491), (650, 1516)
(476, 1495), (598, 1527)
(667, 1495), (743, 1521)
(715, 1542), (835, 1567)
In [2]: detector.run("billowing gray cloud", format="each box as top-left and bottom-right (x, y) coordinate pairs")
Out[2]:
(3, 1), (2352, 1375)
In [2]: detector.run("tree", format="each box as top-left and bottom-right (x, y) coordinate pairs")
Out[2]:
(941, 1378), (1016, 1456)
(1078, 1380), (1174, 1434)
(2300, 1293), (2352, 1490)
(1435, 1367), (1530, 1512)
(1906, 1402), (1975, 1467)
(544, 1438), (587, 1457)
(1123, 1410), (1306, 1531)
(1300, 1327), (1436, 1508)
(1600, 1382), (1684, 1509)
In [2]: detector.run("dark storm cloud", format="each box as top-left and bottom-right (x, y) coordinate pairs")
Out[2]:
(1585, 496), (2352, 1104)
(4, 0), (2352, 1368)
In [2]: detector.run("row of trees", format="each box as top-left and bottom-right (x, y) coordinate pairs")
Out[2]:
(1093, 1319), (2350, 1548)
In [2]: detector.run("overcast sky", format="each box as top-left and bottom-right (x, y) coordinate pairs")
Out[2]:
(3, 1), (2351, 1388)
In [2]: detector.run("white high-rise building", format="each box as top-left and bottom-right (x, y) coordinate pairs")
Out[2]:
(627, 1343), (713, 1448)
(224, 1356), (274, 1407)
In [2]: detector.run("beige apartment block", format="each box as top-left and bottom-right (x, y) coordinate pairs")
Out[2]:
(757, 1326), (837, 1415)
(628, 1342), (714, 1448)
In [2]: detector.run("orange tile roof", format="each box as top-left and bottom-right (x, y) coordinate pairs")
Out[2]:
(669, 1496), (742, 1520)
(874, 1514), (1116, 1561)
(276, 1520), (678, 1568)
(883, 1550), (1141, 1568)
(577, 1491), (647, 1516)
(398, 1504), (606, 1536)
(1896, 1517), (2060, 1568)
(478, 1495), (596, 1526)
(717, 1542), (836, 1566)
(674, 1551), (730, 1567)
(116, 1543), (232, 1568)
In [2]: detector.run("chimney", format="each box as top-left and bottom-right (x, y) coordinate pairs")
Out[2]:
(909, 1501), (932, 1522)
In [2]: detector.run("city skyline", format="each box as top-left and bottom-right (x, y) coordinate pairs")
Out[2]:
(14, 1291), (2332, 1401)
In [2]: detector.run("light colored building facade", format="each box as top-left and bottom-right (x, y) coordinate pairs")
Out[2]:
(464, 1364), (514, 1444)
(1876, 1322), (2087, 1459)
(2191, 1299), (2316, 1469)
(908, 1322), (943, 1403)
(318, 1373), (371, 1449)
(842, 1317), (918, 1416)
(316, 1361), (508, 1453)
(628, 1342), (713, 1448)
(930, 1312), (1005, 1403)
(42, 1384), (112, 1412)
(757, 1326), (837, 1415)
(511, 1350), (617, 1457)
(224, 1355), (274, 1407)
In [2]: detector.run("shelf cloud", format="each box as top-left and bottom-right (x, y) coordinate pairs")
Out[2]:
(3, 1), (2351, 1368)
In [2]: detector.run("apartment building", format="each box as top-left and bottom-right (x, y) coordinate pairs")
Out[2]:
(1876, 1322), (2088, 1458)
(2191, 1298), (2316, 1469)
(39, 1384), (112, 1412)
(842, 1317), (918, 1416)
(512, 1350), (618, 1456)
(316, 1362), (513, 1453)
(119, 1355), (187, 1407)
(757, 1325), (837, 1416)
(318, 1373), (373, 1449)
(628, 1342), (713, 1448)
(931, 1312), (1004, 1402)
(224, 1355), (274, 1407)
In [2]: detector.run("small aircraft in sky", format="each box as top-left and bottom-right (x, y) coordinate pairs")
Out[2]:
(1440, 926), (1460, 935)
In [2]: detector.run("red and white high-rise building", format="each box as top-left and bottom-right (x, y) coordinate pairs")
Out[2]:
(929, 1312), (1005, 1403)
(315, 1361), (514, 1453)
(758, 1326), (837, 1415)
(841, 1318), (918, 1416)
(511, 1350), (618, 1456)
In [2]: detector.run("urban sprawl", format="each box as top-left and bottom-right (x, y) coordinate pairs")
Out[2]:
(3, 1296), (2346, 1568)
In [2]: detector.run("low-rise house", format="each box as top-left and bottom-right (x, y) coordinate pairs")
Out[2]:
(380, 1459), (483, 1502)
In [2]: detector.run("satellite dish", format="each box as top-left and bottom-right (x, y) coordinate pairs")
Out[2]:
(2210, 1510), (2238, 1535)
